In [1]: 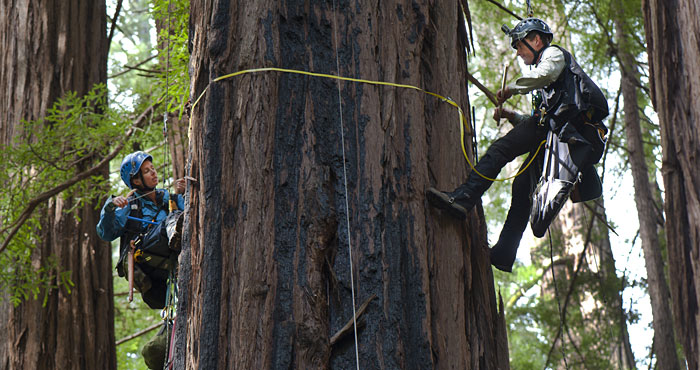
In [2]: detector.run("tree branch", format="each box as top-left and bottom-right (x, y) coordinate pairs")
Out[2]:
(116, 321), (162, 346)
(109, 54), (158, 79)
(330, 294), (377, 346)
(565, 325), (594, 370)
(0, 103), (158, 255)
(466, 71), (498, 106)
(583, 201), (619, 236)
(485, 0), (522, 20)
(107, 0), (124, 54)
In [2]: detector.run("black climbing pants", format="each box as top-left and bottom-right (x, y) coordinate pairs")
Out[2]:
(455, 116), (548, 254)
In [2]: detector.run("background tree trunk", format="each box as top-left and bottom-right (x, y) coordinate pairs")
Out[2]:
(616, 5), (680, 368)
(0, 1), (114, 369)
(643, 0), (700, 368)
(545, 200), (636, 369)
(175, 1), (508, 369)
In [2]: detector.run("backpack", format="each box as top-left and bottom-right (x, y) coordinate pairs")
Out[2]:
(540, 45), (609, 129)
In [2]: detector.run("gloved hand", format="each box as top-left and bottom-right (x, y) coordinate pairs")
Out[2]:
(496, 87), (513, 105)
(493, 107), (516, 122)
(107, 196), (129, 212)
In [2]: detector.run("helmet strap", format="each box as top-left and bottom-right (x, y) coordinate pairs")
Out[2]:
(522, 38), (544, 65)
(134, 172), (156, 192)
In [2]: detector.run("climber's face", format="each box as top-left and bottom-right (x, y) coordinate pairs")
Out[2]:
(514, 33), (544, 65)
(133, 160), (158, 189)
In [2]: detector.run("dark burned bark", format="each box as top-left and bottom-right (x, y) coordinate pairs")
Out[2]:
(643, 0), (700, 368)
(178, 1), (507, 369)
(0, 1), (114, 370)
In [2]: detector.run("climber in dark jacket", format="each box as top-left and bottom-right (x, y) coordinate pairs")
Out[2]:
(427, 18), (608, 272)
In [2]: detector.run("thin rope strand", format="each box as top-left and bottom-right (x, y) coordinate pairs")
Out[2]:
(548, 228), (570, 370)
(163, 0), (173, 190)
(332, 1), (360, 369)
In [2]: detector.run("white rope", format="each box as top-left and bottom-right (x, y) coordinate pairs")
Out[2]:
(162, 0), (173, 190)
(332, 1), (361, 369)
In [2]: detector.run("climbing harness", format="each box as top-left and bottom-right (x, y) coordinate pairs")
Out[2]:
(128, 240), (136, 302)
(470, 106), (478, 162)
(127, 215), (160, 225)
(530, 130), (579, 238)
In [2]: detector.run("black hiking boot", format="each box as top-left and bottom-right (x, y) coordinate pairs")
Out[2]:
(489, 232), (521, 273)
(426, 187), (474, 220)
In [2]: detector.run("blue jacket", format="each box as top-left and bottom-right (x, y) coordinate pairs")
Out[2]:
(96, 189), (184, 242)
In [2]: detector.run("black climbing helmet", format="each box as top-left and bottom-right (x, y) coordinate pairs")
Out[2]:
(501, 18), (553, 49)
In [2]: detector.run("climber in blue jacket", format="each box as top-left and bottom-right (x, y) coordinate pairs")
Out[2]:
(97, 150), (185, 309)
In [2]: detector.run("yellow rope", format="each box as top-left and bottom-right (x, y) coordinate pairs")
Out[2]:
(189, 67), (544, 182)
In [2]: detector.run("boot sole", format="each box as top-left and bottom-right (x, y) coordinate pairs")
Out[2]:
(491, 261), (513, 273)
(426, 188), (467, 220)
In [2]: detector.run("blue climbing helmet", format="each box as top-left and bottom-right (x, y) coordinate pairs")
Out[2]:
(502, 18), (553, 49)
(120, 151), (153, 189)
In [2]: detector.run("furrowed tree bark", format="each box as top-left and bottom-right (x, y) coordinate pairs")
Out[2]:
(176, 1), (508, 369)
(643, 0), (700, 368)
(0, 1), (115, 370)
(616, 5), (680, 369)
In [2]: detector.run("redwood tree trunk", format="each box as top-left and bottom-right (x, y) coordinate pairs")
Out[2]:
(176, 1), (507, 369)
(0, 1), (114, 369)
(616, 7), (680, 368)
(643, 0), (700, 368)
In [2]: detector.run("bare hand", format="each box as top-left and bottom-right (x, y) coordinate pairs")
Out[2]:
(174, 178), (186, 194)
(493, 107), (515, 122)
(496, 87), (513, 105)
(112, 196), (129, 209)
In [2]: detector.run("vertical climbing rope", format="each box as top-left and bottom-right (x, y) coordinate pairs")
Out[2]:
(332, 1), (361, 369)
(548, 229), (570, 370)
(162, 2), (177, 369)
(162, 0), (173, 193)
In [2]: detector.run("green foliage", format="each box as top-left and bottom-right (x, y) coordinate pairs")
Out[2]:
(151, 0), (191, 119)
(0, 85), (129, 306)
(107, 1), (191, 368)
